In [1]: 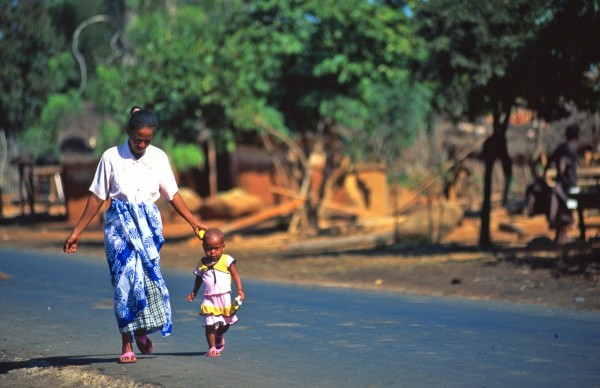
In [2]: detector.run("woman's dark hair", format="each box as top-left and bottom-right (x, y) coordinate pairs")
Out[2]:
(128, 106), (159, 132)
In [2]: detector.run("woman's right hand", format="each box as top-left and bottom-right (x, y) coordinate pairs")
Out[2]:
(62, 193), (105, 254)
(63, 232), (80, 254)
(193, 222), (209, 237)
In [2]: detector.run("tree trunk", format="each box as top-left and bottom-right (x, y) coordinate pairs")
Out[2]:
(72, 15), (117, 95)
(479, 101), (512, 247)
(499, 139), (513, 207)
(479, 146), (494, 246)
(207, 137), (217, 198)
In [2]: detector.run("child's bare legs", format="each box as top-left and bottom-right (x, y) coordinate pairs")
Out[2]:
(205, 324), (221, 356)
(215, 324), (230, 350)
(205, 324), (230, 354)
(216, 324), (229, 338)
(205, 324), (217, 349)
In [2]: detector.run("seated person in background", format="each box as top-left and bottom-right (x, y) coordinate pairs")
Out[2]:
(543, 124), (580, 245)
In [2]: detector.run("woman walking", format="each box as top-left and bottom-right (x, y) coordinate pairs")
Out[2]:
(64, 106), (207, 363)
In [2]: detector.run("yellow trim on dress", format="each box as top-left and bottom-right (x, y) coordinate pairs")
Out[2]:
(200, 304), (238, 317)
(198, 254), (231, 274)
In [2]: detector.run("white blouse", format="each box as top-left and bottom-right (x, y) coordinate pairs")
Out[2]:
(89, 142), (179, 204)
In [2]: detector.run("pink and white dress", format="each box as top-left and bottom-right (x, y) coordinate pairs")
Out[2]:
(193, 254), (239, 326)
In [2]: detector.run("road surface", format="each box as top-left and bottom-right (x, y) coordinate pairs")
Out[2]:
(1, 247), (599, 387)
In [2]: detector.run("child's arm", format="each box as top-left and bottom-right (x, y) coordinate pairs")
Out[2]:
(187, 276), (203, 301)
(230, 262), (245, 301)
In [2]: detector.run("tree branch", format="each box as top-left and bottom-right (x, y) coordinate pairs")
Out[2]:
(72, 15), (117, 95)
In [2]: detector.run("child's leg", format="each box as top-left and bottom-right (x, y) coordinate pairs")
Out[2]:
(216, 324), (230, 338)
(205, 324), (217, 349)
(205, 324), (221, 357)
(215, 324), (230, 351)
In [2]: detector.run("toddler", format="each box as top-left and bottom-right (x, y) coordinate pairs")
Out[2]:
(187, 228), (245, 357)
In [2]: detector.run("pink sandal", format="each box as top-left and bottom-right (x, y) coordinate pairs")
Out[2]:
(135, 334), (153, 355)
(119, 351), (137, 364)
(215, 336), (225, 352)
(206, 347), (220, 357)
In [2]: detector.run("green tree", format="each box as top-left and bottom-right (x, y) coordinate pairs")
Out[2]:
(90, 0), (429, 231)
(48, 0), (124, 94)
(272, 1), (430, 164)
(520, 1), (600, 116)
(414, 0), (600, 246)
(94, 0), (428, 160)
(91, 4), (216, 167)
(0, 0), (63, 138)
(20, 91), (82, 159)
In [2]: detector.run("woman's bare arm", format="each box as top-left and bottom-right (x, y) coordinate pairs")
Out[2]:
(63, 192), (105, 253)
(169, 192), (208, 234)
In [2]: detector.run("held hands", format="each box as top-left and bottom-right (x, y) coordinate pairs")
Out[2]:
(194, 224), (208, 240)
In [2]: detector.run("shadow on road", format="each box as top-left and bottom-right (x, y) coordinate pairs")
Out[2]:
(0, 355), (116, 374)
(0, 351), (207, 374)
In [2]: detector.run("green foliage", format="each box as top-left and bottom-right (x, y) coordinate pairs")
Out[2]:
(40, 92), (81, 128)
(266, 0), (430, 162)
(414, 0), (547, 120)
(48, 52), (79, 91)
(413, 0), (600, 245)
(158, 136), (205, 172)
(2, 0), (431, 178)
(0, 0), (63, 137)
(414, 0), (600, 121)
(93, 4), (216, 139)
(520, 0), (600, 117)
(170, 143), (205, 172)
(90, 0), (429, 171)
(94, 120), (122, 156)
(19, 126), (55, 160)
(47, 0), (121, 81)
(19, 91), (82, 159)
(89, 65), (129, 121)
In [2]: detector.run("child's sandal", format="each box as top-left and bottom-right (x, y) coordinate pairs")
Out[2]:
(215, 336), (225, 351)
(206, 347), (220, 357)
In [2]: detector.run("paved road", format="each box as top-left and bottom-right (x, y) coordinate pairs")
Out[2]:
(1, 247), (599, 387)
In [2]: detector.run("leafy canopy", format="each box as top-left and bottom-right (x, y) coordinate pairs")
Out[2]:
(91, 0), (430, 171)
(0, 0), (63, 138)
(414, 0), (600, 122)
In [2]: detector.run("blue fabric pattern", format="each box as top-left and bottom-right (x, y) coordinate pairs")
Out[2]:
(104, 199), (172, 336)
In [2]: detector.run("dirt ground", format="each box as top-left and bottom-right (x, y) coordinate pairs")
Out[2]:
(1, 208), (599, 312)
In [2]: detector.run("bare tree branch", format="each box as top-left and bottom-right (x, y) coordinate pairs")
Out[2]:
(72, 15), (119, 95)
